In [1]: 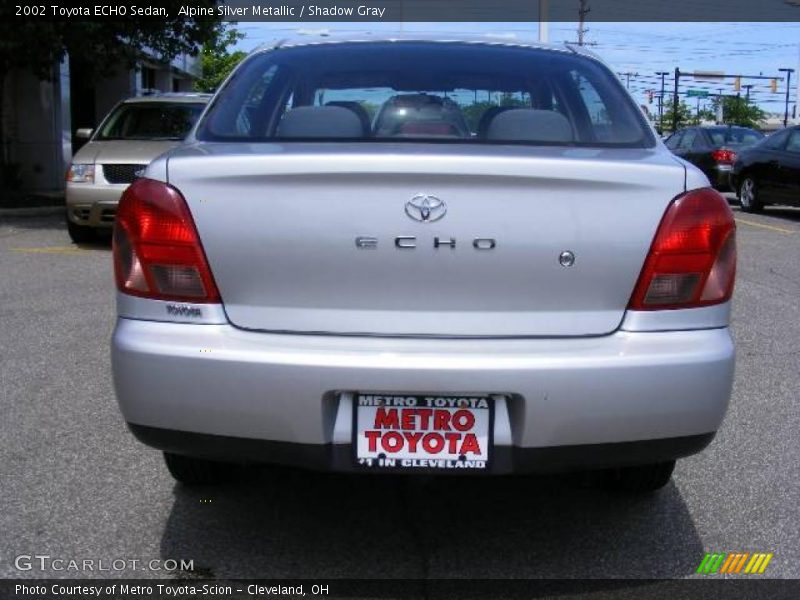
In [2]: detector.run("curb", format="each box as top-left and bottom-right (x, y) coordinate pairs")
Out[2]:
(0, 206), (64, 218)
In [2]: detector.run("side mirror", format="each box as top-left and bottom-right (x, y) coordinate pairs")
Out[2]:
(76, 128), (94, 140)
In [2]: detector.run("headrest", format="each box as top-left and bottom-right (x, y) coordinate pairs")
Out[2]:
(277, 106), (365, 138)
(477, 106), (512, 138)
(486, 109), (574, 143)
(326, 101), (372, 135)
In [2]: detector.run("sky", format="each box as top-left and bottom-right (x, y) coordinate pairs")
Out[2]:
(233, 22), (800, 116)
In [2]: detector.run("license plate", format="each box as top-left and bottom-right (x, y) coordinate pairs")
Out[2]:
(353, 393), (493, 471)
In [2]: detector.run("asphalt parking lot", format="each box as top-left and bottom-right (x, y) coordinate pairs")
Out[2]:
(1, 202), (798, 581)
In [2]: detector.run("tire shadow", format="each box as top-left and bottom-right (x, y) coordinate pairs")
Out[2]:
(159, 467), (704, 580)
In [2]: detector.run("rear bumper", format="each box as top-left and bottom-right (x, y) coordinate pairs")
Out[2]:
(130, 424), (715, 474)
(729, 170), (741, 194)
(711, 165), (734, 191)
(112, 319), (735, 473)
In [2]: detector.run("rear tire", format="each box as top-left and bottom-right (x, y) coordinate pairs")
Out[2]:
(163, 452), (239, 485)
(605, 460), (675, 494)
(738, 176), (762, 213)
(66, 217), (96, 244)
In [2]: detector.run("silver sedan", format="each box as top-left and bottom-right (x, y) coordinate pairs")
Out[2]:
(111, 36), (736, 493)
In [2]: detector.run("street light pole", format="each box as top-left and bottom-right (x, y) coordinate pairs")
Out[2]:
(779, 68), (794, 127)
(672, 68), (680, 132)
(656, 71), (668, 132)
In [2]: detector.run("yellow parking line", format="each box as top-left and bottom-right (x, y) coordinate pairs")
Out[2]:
(11, 246), (86, 254)
(734, 218), (796, 234)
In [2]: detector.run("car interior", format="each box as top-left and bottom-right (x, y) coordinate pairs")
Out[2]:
(274, 96), (577, 142)
(202, 44), (650, 147)
(100, 104), (204, 140)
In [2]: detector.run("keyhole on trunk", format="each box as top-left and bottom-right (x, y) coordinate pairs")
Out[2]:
(559, 251), (576, 267)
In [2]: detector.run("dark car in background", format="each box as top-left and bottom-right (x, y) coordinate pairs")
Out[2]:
(665, 125), (764, 191)
(731, 125), (800, 213)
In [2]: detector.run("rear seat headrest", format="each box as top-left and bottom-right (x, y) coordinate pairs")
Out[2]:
(325, 101), (372, 135)
(277, 106), (365, 138)
(486, 109), (574, 143)
(477, 106), (512, 138)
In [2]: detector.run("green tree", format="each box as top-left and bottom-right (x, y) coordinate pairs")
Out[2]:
(663, 100), (695, 132)
(498, 92), (527, 107)
(0, 2), (222, 180)
(709, 96), (766, 128)
(193, 26), (247, 93)
(697, 107), (717, 124)
(462, 101), (496, 132)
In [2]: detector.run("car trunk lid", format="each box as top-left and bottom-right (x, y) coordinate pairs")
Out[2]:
(167, 143), (686, 337)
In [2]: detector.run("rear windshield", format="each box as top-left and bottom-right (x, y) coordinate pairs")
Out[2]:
(197, 42), (654, 148)
(707, 127), (764, 147)
(97, 102), (205, 141)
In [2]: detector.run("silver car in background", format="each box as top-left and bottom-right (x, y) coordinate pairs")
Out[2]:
(65, 93), (209, 243)
(111, 37), (736, 493)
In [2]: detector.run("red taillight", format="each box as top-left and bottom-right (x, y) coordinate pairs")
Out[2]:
(628, 188), (736, 310)
(113, 178), (220, 303)
(711, 148), (737, 164)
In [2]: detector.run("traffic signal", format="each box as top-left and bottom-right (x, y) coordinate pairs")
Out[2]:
(733, 77), (741, 92)
(771, 78), (778, 93)
(647, 90), (654, 104)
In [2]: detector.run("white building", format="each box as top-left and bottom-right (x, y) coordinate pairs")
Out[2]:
(760, 113), (798, 132)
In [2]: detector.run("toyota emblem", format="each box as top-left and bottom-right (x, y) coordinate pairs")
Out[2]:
(405, 194), (447, 222)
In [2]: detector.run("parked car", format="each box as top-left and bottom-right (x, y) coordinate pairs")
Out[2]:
(731, 125), (800, 212)
(111, 37), (736, 493)
(65, 92), (210, 243)
(664, 125), (764, 191)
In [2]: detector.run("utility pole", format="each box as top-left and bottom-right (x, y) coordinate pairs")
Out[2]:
(619, 72), (637, 90)
(779, 68), (794, 127)
(655, 93), (664, 133)
(696, 97), (702, 124)
(672, 68), (681, 132)
(656, 71), (668, 132)
(577, 0), (590, 46)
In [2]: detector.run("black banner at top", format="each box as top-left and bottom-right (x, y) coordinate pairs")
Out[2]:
(8, 0), (800, 22)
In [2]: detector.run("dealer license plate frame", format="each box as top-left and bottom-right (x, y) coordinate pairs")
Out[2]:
(352, 393), (495, 472)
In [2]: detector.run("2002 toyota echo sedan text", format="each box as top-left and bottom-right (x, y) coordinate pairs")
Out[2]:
(110, 36), (736, 493)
